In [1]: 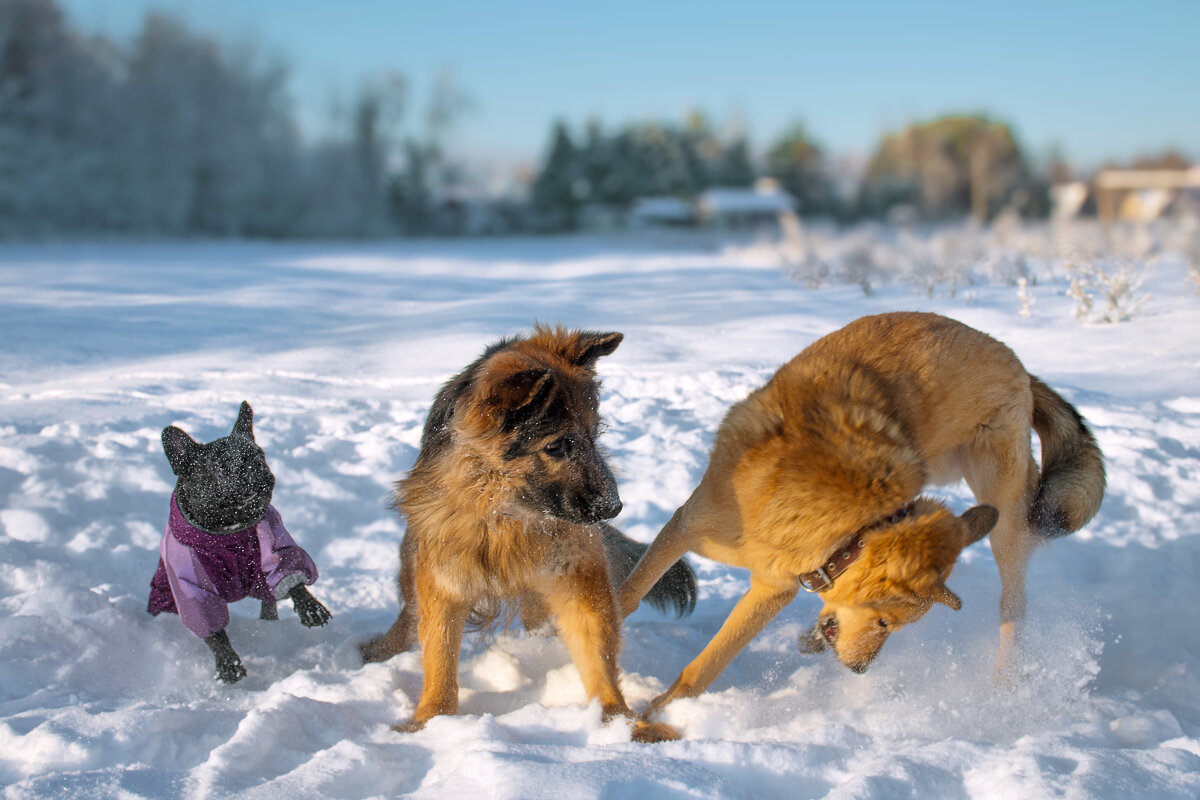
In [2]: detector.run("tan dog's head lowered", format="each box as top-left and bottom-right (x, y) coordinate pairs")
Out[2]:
(799, 499), (998, 673)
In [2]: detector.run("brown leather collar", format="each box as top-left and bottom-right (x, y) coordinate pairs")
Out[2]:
(798, 503), (914, 593)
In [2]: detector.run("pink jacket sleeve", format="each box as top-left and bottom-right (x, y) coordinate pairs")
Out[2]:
(256, 507), (319, 600)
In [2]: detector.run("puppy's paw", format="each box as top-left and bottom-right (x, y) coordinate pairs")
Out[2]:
(359, 636), (398, 664)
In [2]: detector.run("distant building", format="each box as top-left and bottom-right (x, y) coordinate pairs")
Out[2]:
(628, 197), (695, 228)
(697, 179), (798, 231)
(1093, 167), (1200, 221)
(577, 203), (624, 232)
(434, 190), (516, 236)
(1050, 182), (1089, 220)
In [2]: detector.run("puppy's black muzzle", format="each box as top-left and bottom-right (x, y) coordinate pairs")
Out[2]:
(584, 494), (623, 522)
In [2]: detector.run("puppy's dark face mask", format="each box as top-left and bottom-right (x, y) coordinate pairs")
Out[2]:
(163, 402), (275, 534)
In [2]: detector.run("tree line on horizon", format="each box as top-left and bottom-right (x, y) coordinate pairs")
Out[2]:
(532, 114), (1048, 227)
(0, 0), (1187, 239)
(0, 0), (463, 238)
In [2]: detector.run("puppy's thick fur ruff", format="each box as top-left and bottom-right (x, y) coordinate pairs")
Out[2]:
(361, 326), (694, 742)
(617, 312), (1104, 717)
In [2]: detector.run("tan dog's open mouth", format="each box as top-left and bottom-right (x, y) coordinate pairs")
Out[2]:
(820, 616), (839, 645)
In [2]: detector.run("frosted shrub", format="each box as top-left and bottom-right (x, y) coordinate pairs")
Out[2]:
(781, 225), (882, 295)
(768, 218), (1193, 319)
(1066, 273), (1093, 321)
(1065, 259), (1151, 324)
(1097, 263), (1152, 323)
(1017, 277), (1035, 317)
(841, 246), (880, 295)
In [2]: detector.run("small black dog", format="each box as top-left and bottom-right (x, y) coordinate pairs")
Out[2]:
(148, 401), (331, 683)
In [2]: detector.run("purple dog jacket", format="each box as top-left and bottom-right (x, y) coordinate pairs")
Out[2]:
(147, 494), (319, 639)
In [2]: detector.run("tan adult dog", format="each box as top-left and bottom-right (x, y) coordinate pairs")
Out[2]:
(616, 312), (1105, 718)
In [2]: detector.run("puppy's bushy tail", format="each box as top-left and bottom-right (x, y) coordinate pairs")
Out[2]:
(1029, 376), (1106, 538)
(601, 524), (696, 617)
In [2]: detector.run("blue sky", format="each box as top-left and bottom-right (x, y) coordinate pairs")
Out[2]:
(59, 0), (1197, 171)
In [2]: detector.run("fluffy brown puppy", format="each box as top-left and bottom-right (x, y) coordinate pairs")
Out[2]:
(361, 326), (695, 742)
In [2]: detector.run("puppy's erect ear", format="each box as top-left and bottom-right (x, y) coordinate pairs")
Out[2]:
(489, 368), (555, 429)
(960, 504), (999, 547)
(571, 331), (623, 370)
(232, 401), (255, 439)
(162, 426), (200, 476)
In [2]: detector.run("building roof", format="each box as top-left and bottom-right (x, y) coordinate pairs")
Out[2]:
(630, 196), (695, 221)
(697, 184), (796, 216)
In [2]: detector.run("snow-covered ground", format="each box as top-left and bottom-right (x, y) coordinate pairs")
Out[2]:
(2, 225), (1199, 799)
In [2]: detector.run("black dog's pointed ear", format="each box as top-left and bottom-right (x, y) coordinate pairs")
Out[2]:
(162, 426), (200, 476)
(232, 401), (255, 439)
(572, 331), (623, 370)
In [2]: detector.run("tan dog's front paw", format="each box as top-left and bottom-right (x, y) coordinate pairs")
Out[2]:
(631, 719), (680, 743)
(391, 719), (426, 733)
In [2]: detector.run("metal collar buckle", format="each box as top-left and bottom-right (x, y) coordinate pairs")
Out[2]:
(799, 567), (832, 593)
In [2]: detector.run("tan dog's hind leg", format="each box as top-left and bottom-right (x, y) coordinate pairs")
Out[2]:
(962, 422), (1040, 680)
(361, 534), (421, 664)
(616, 506), (696, 618)
(401, 568), (471, 731)
(541, 561), (679, 743)
(643, 577), (798, 719)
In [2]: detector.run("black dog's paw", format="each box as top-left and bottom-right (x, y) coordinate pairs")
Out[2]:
(205, 629), (248, 683)
(215, 655), (248, 684)
(289, 584), (332, 628)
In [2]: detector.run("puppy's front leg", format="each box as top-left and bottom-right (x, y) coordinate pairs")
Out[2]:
(542, 562), (678, 743)
(400, 569), (471, 731)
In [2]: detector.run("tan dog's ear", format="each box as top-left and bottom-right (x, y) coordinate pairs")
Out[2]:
(960, 504), (999, 546)
(929, 582), (962, 610)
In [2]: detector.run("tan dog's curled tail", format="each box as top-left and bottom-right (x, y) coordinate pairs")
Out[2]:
(1028, 376), (1105, 538)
